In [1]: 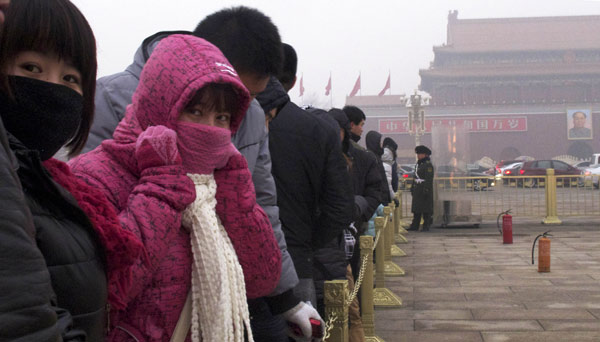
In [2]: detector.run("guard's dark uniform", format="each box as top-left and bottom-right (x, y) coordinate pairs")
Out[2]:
(410, 147), (434, 231)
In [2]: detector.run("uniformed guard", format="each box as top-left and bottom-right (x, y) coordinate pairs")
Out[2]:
(408, 145), (434, 231)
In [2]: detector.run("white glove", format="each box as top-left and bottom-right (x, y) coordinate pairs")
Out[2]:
(282, 301), (325, 342)
(414, 178), (425, 184)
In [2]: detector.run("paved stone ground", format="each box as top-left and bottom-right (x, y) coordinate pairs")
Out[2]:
(373, 218), (600, 342)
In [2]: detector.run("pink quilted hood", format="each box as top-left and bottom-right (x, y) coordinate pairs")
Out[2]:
(112, 34), (250, 145)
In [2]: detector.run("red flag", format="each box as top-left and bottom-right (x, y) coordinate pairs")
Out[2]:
(299, 76), (305, 97)
(349, 74), (361, 97)
(378, 74), (391, 96)
(325, 75), (332, 96)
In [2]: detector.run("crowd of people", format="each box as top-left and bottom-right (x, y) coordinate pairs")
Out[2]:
(0, 1), (433, 341)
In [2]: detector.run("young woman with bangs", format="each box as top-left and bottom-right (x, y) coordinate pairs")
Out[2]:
(0, 0), (138, 340)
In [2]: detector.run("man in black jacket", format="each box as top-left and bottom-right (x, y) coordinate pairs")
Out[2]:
(257, 77), (354, 308)
(344, 105), (367, 151)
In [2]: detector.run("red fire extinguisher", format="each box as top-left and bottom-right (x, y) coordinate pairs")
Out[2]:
(497, 209), (512, 244)
(532, 231), (552, 272)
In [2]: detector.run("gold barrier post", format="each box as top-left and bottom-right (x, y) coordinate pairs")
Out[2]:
(383, 206), (405, 275)
(394, 193), (407, 235)
(359, 236), (383, 342)
(324, 280), (348, 342)
(394, 191), (408, 243)
(390, 201), (406, 257)
(542, 168), (562, 225)
(384, 206), (392, 260)
(373, 217), (402, 307)
(375, 217), (386, 289)
(394, 194), (409, 245)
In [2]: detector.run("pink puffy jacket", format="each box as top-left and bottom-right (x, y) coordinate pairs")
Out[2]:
(70, 35), (281, 341)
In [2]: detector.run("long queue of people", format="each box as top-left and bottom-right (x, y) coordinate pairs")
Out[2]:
(0, 1), (422, 342)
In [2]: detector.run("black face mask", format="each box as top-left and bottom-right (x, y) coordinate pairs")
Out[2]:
(350, 132), (361, 143)
(0, 76), (83, 160)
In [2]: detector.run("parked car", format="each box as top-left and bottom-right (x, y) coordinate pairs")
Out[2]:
(398, 164), (415, 190)
(574, 160), (591, 170)
(467, 163), (495, 175)
(581, 164), (600, 188)
(494, 160), (521, 178)
(498, 162), (524, 185)
(519, 160), (582, 187)
(501, 162), (523, 176)
(435, 165), (495, 191)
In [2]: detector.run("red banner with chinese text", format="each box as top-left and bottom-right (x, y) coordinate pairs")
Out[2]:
(379, 116), (527, 134)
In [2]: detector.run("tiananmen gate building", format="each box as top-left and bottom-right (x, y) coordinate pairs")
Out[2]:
(347, 11), (600, 163)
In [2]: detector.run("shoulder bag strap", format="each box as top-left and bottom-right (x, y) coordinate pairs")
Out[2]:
(170, 291), (192, 342)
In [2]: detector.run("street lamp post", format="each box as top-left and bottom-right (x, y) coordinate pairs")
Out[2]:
(408, 92), (426, 148)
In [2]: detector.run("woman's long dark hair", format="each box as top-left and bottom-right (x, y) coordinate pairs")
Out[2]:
(0, 0), (97, 157)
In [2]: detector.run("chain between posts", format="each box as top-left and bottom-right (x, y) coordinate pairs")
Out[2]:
(346, 229), (380, 305)
(372, 230), (381, 250)
(322, 311), (338, 341)
(345, 252), (369, 306)
(323, 226), (384, 341)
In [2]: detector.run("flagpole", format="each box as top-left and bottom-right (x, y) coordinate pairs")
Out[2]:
(329, 71), (333, 108)
(388, 69), (391, 95)
(301, 72), (304, 106)
(359, 71), (362, 96)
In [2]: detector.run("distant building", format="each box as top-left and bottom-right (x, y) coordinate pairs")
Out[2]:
(349, 11), (600, 162)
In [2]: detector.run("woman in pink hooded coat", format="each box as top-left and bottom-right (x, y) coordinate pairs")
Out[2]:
(69, 34), (281, 341)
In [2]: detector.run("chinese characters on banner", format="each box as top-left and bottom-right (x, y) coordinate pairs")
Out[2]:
(379, 116), (527, 134)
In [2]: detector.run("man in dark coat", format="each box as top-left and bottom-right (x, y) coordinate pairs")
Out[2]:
(309, 108), (374, 341)
(256, 77), (354, 309)
(408, 145), (434, 232)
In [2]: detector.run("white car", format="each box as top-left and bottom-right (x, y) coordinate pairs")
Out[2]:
(495, 162), (523, 179)
(582, 165), (600, 188)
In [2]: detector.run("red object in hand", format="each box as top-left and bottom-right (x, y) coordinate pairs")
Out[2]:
(288, 319), (323, 339)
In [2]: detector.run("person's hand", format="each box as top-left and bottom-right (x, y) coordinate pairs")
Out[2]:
(135, 125), (181, 171)
(282, 302), (325, 342)
(213, 151), (253, 210)
(414, 178), (425, 184)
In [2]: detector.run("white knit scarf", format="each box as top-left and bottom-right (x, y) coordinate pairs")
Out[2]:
(181, 174), (253, 342)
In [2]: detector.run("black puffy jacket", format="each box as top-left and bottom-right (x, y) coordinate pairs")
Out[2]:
(0, 119), (87, 341)
(9, 135), (107, 341)
(348, 144), (383, 228)
(261, 80), (354, 279)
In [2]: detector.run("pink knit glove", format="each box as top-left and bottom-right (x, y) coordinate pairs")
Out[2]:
(214, 153), (282, 298)
(135, 125), (182, 171)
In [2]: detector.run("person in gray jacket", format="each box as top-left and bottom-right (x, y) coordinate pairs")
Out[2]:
(83, 7), (319, 342)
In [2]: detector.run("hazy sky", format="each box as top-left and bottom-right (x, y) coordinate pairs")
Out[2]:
(72, 0), (600, 108)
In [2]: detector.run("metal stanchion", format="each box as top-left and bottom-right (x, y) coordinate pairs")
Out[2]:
(373, 217), (402, 307)
(359, 236), (384, 342)
(394, 194), (409, 244)
(390, 201), (406, 257)
(394, 192), (408, 234)
(383, 206), (404, 275)
(542, 168), (562, 225)
(323, 280), (348, 342)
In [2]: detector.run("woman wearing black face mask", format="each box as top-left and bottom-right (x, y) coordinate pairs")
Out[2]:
(0, 1), (140, 340)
